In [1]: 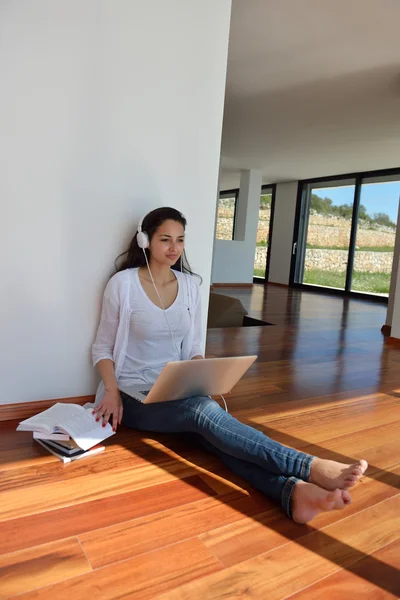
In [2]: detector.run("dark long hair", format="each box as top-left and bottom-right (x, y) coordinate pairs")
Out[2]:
(115, 207), (201, 282)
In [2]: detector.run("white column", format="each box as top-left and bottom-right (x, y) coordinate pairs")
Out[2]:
(268, 181), (298, 285)
(211, 169), (262, 283)
(235, 169), (263, 242)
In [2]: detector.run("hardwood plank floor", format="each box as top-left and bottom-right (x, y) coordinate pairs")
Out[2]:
(0, 538), (91, 599)
(13, 538), (222, 600)
(1, 285), (400, 599)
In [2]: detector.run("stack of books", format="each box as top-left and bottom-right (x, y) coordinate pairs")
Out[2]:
(16, 402), (115, 463)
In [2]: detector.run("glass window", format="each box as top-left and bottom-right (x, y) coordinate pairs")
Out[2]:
(254, 187), (273, 279)
(299, 179), (356, 290)
(215, 190), (238, 240)
(350, 177), (400, 296)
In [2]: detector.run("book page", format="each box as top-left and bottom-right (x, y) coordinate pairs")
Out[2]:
(18, 403), (115, 450)
(57, 409), (114, 450)
(17, 403), (83, 434)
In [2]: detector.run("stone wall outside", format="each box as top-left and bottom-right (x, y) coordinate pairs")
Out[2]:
(254, 246), (394, 273)
(217, 206), (395, 249)
(218, 205), (395, 275)
(306, 223), (395, 248)
(216, 208), (271, 242)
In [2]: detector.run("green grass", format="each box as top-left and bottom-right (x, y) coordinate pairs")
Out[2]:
(254, 268), (266, 278)
(303, 269), (390, 294)
(256, 241), (268, 247)
(306, 244), (394, 252)
(253, 266), (390, 293)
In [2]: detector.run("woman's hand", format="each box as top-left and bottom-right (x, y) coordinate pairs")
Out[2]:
(92, 387), (123, 432)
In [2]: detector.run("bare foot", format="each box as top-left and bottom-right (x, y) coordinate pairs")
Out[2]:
(291, 481), (352, 524)
(309, 458), (368, 491)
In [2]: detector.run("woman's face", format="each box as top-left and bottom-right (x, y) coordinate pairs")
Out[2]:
(149, 219), (185, 266)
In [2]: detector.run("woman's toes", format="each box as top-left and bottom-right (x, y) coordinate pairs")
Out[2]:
(342, 490), (352, 505)
(353, 460), (368, 475)
(345, 474), (358, 483)
(342, 480), (355, 489)
(326, 489), (342, 509)
(310, 458), (368, 492)
(291, 483), (352, 524)
(352, 466), (363, 476)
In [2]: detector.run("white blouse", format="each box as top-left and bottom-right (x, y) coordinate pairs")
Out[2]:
(91, 267), (203, 405)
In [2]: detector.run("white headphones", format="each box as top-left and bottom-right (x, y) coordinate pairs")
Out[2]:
(136, 210), (186, 249)
(136, 215), (150, 249)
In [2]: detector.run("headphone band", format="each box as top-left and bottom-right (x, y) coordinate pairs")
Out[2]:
(137, 215), (145, 233)
(137, 210), (185, 236)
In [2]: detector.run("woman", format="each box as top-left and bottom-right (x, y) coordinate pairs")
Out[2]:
(92, 207), (367, 524)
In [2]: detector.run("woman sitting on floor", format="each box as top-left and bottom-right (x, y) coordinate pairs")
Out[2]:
(91, 207), (368, 524)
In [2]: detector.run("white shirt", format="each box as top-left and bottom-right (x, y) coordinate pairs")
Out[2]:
(119, 269), (191, 386)
(91, 267), (203, 405)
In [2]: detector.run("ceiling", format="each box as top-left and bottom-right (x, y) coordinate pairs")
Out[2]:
(220, 0), (400, 188)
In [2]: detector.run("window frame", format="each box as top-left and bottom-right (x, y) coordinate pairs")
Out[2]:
(253, 184), (277, 284)
(290, 166), (400, 303)
(216, 188), (239, 241)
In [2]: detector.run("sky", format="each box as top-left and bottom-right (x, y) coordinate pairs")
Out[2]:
(315, 181), (400, 223)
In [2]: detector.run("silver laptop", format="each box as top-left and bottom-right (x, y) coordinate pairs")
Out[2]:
(119, 355), (257, 404)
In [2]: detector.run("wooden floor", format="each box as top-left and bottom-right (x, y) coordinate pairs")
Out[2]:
(1, 284), (400, 599)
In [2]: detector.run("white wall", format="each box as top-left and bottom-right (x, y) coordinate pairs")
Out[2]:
(212, 241), (249, 283)
(268, 182), (298, 285)
(212, 169), (262, 284)
(0, 0), (231, 404)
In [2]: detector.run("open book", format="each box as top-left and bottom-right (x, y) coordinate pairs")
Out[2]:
(17, 403), (115, 451)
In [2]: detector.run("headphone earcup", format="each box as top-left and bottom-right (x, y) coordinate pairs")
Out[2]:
(137, 231), (149, 249)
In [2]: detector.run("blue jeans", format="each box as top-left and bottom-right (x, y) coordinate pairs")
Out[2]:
(121, 393), (314, 518)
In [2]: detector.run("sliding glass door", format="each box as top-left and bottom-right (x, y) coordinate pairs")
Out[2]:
(351, 177), (399, 296)
(295, 179), (356, 290)
(292, 170), (400, 299)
